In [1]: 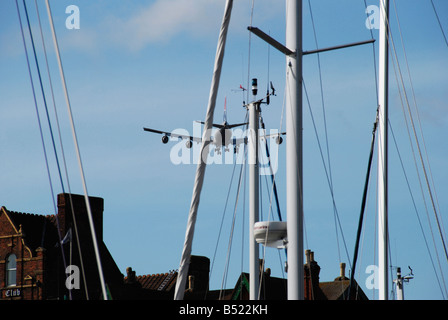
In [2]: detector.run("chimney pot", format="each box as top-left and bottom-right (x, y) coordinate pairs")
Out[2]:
(305, 249), (311, 264)
(340, 263), (346, 278)
(126, 267), (136, 282)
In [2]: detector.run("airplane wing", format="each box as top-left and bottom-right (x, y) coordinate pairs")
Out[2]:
(230, 132), (285, 146)
(263, 132), (286, 138)
(194, 121), (248, 129)
(143, 127), (202, 143)
(261, 132), (286, 144)
(194, 121), (225, 129)
(229, 131), (285, 147)
(226, 122), (248, 129)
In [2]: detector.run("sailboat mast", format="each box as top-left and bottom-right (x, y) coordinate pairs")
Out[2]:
(248, 98), (260, 300)
(173, 0), (234, 300)
(378, 0), (390, 301)
(286, 0), (304, 300)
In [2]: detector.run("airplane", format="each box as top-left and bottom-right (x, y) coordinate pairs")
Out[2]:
(143, 98), (249, 154)
(143, 83), (284, 154)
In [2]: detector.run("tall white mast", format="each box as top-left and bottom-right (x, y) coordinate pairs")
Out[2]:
(286, 0), (304, 300)
(248, 0), (374, 300)
(378, 0), (390, 301)
(248, 0), (304, 300)
(248, 88), (260, 299)
(174, 0), (233, 300)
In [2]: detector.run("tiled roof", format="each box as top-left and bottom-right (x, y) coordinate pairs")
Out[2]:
(320, 279), (368, 300)
(129, 271), (178, 292)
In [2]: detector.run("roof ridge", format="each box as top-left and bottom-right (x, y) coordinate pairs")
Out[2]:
(135, 270), (176, 278)
(7, 209), (54, 217)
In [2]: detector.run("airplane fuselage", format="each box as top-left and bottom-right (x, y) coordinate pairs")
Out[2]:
(214, 127), (232, 148)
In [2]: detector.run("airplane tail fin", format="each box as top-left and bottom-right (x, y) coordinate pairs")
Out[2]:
(223, 96), (227, 123)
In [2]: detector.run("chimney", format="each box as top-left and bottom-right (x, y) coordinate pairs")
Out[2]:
(126, 267), (136, 283)
(304, 250), (323, 300)
(340, 263), (346, 278)
(187, 256), (210, 292)
(57, 193), (104, 241)
(334, 262), (349, 281)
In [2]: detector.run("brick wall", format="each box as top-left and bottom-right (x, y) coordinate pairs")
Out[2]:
(0, 209), (45, 299)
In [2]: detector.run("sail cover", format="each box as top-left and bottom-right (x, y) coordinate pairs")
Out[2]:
(174, 0), (234, 300)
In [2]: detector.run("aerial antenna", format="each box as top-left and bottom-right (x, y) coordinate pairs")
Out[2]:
(231, 84), (247, 106)
(231, 84), (247, 92)
(394, 266), (414, 300)
(266, 30), (271, 105)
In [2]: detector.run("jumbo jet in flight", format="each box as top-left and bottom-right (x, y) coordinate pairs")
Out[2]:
(143, 98), (248, 154)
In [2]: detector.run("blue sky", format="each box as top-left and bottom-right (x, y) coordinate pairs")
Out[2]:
(1, 0), (447, 300)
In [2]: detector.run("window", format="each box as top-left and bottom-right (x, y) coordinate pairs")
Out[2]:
(6, 254), (17, 287)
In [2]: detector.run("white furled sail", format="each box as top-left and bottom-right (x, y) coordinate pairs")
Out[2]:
(174, 0), (234, 300)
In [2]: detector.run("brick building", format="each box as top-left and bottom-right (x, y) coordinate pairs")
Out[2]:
(0, 193), (227, 300)
(0, 193), (124, 300)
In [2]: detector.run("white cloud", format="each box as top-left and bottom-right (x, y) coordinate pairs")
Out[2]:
(108, 0), (224, 50)
(56, 0), (285, 53)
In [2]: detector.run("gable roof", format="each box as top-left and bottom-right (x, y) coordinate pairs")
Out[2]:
(0, 206), (60, 254)
(228, 272), (288, 300)
(320, 279), (369, 300)
(1, 198), (126, 300)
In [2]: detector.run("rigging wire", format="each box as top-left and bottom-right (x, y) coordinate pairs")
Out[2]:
(21, 0), (63, 203)
(209, 111), (249, 299)
(241, 0), (289, 299)
(307, 0), (334, 190)
(363, 0), (380, 105)
(44, 0), (108, 300)
(276, 93), (289, 282)
(258, 116), (286, 299)
(393, 0), (448, 248)
(302, 78), (352, 268)
(239, 143), (248, 300)
(430, 0), (448, 48)
(209, 149), (239, 290)
(346, 0), (382, 301)
(388, 0), (448, 275)
(32, 0), (90, 299)
(347, 109), (379, 299)
(360, 0), (448, 299)
(219, 139), (248, 298)
(260, 122), (283, 223)
(373, 0), (448, 298)
(389, 50), (448, 298)
(269, 79), (292, 281)
(14, 0), (69, 296)
(389, 121), (447, 298)
(208, 153), (238, 300)
(245, 0), (256, 105)
(306, 0), (353, 269)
